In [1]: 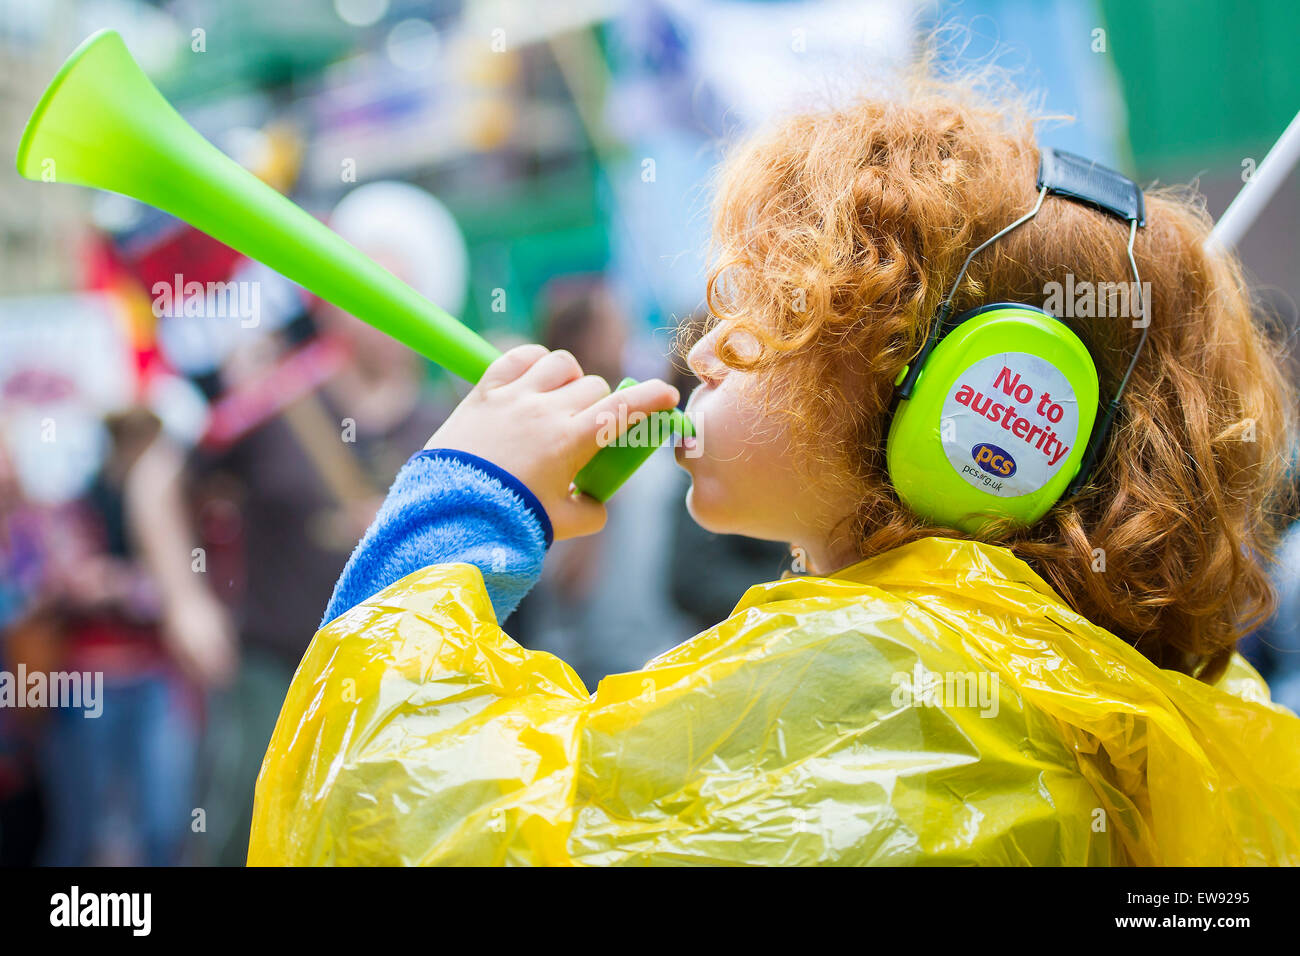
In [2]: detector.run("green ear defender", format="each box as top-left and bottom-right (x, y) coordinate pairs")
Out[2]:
(887, 303), (1099, 530)
(886, 149), (1147, 533)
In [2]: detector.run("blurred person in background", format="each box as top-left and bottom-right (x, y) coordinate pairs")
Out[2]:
(505, 279), (695, 687)
(13, 408), (205, 866)
(504, 279), (624, 657)
(0, 435), (47, 865)
(175, 183), (457, 865)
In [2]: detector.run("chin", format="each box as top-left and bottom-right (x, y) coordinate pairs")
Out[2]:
(683, 479), (741, 536)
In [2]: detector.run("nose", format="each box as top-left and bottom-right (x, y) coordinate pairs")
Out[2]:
(687, 326), (725, 386)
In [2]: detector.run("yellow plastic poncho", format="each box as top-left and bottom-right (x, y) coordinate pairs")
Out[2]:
(248, 537), (1300, 865)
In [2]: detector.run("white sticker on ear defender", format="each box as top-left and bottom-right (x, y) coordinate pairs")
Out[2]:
(939, 352), (1079, 497)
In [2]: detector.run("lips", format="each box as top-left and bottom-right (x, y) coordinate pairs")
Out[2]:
(675, 386), (707, 461)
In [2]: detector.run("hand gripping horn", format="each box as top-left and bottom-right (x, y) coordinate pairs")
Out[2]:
(15, 29), (691, 501)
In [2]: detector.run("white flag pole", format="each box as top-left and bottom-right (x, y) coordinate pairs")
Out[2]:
(1206, 108), (1300, 254)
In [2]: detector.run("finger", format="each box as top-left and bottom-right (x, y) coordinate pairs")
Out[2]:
(514, 348), (584, 393)
(554, 373), (612, 411)
(478, 344), (550, 390)
(553, 489), (607, 540)
(574, 379), (680, 448)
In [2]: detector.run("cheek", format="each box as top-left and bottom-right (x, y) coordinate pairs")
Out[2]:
(682, 380), (795, 534)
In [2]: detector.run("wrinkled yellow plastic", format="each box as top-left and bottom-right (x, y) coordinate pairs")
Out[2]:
(249, 537), (1300, 865)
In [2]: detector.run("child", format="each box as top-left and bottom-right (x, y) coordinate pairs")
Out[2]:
(249, 78), (1300, 866)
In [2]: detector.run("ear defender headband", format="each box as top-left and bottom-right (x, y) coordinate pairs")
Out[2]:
(886, 148), (1147, 532)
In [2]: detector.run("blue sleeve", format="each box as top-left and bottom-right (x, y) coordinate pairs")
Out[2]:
(321, 449), (553, 627)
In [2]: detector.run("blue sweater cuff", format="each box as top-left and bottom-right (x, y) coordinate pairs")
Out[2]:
(416, 449), (554, 548)
(320, 448), (551, 628)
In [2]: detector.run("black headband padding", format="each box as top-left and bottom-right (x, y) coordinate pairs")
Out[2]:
(1038, 148), (1145, 226)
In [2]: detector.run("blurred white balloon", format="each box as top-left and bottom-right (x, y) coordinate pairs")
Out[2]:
(328, 180), (470, 317)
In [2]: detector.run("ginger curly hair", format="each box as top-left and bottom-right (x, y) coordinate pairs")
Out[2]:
(689, 70), (1296, 682)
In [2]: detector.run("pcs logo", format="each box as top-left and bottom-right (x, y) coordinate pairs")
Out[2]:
(972, 442), (1016, 477)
